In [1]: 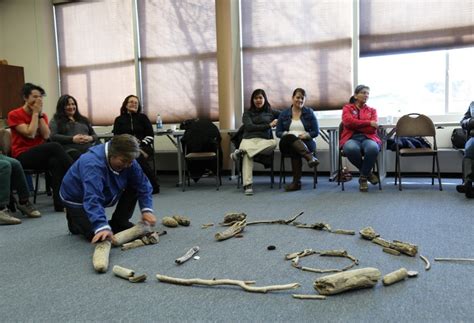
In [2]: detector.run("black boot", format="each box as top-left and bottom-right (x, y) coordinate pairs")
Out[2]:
(458, 158), (474, 197)
(285, 158), (302, 191)
(291, 140), (319, 168)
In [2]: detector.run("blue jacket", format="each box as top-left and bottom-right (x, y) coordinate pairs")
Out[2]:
(60, 143), (153, 233)
(276, 106), (319, 151)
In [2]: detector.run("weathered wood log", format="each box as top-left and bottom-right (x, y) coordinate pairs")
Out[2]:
(215, 220), (246, 241)
(175, 246), (200, 265)
(92, 240), (112, 273)
(112, 222), (150, 246)
(372, 237), (391, 248)
(383, 248), (401, 256)
(420, 255), (431, 270)
(292, 294), (327, 300)
(173, 215), (190, 226)
(331, 229), (355, 235)
(113, 265), (134, 279)
(121, 239), (145, 251)
(201, 223), (214, 229)
(129, 274), (147, 283)
(389, 240), (418, 257)
(156, 273), (300, 293)
(383, 268), (408, 286)
(142, 231), (161, 245)
(313, 267), (381, 295)
(359, 227), (379, 240)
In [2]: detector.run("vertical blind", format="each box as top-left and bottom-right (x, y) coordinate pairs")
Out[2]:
(137, 0), (218, 123)
(360, 0), (474, 56)
(241, 0), (353, 111)
(55, 1), (135, 125)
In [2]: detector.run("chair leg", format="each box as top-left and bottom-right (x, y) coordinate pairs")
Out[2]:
(435, 154), (442, 191)
(313, 166), (317, 189)
(270, 159), (274, 189)
(279, 155), (285, 189)
(394, 153), (398, 185)
(182, 159), (186, 192)
(397, 154), (402, 191)
(34, 173), (40, 203)
(216, 161), (219, 191)
(375, 160), (382, 190)
(431, 155), (435, 186)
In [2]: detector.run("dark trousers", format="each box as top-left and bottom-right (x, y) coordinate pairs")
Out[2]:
(65, 186), (138, 241)
(137, 154), (159, 192)
(17, 142), (73, 209)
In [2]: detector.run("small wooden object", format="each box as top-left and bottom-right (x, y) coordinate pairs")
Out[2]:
(215, 219), (246, 241)
(92, 240), (112, 273)
(112, 222), (150, 246)
(175, 246), (200, 265)
(313, 267), (381, 295)
(382, 268), (408, 286)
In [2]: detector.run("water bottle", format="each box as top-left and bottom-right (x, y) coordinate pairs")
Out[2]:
(156, 113), (163, 130)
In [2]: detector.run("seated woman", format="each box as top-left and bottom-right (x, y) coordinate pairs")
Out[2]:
(50, 95), (98, 161)
(0, 153), (41, 225)
(340, 84), (381, 192)
(7, 83), (73, 211)
(112, 95), (160, 194)
(276, 88), (319, 191)
(456, 101), (474, 198)
(231, 89), (279, 196)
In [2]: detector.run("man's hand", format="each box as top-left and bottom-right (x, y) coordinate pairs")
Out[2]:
(142, 212), (156, 226)
(91, 230), (113, 244)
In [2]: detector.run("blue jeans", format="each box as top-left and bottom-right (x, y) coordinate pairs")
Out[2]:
(342, 134), (380, 177)
(465, 137), (474, 159)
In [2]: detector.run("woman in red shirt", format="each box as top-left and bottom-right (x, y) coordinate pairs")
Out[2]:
(8, 83), (72, 211)
(340, 85), (381, 192)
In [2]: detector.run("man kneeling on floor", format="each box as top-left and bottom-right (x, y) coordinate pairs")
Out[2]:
(60, 134), (157, 243)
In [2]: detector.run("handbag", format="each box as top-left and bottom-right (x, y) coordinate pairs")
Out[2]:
(451, 128), (467, 149)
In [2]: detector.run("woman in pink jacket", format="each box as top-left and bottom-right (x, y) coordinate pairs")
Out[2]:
(340, 85), (381, 192)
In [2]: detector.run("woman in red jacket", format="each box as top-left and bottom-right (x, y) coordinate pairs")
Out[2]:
(340, 85), (381, 192)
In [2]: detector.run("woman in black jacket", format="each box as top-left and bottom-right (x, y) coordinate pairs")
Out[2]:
(112, 95), (160, 194)
(230, 89), (279, 195)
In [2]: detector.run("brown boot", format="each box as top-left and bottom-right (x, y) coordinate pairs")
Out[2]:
(285, 158), (302, 191)
(291, 140), (319, 168)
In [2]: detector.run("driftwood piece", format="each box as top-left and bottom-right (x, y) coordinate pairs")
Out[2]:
(285, 249), (317, 260)
(92, 240), (112, 273)
(162, 216), (179, 228)
(223, 212), (247, 224)
(246, 212), (304, 226)
(372, 237), (391, 248)
(129, 274), (147, 283)
(359, 227), (379, 240)
(295, 222), (331, 231)
(292, 294), (327, 300)
(201, 223), (214, 229)
(156, 274), (300, 293)
(113, 265), (134, 279)
(173, 215), (190, 226)
(112, 222), (150, 246)
(420, 255), (431, 270)
(291, 250), (359, 274)
(175, 246), (200, 265)
(383, 248), (401, 256)
(330, 229), (355, 235)
(215, 220), (246, 241)
(313, 267), (381, 295)
(121, 239), (145, 251)
(389, 240), (418, 257)
(383, 268), (408, 286)
(434, 258), (474, 262)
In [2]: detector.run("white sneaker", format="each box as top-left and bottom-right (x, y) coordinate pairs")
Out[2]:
(244, 185), (253, 196)
(0, 208), (22, 225)
(230, 149), (243, 161)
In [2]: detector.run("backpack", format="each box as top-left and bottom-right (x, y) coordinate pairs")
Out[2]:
(451, 128), (467, 149)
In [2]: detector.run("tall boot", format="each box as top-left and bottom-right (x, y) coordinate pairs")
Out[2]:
(291, 140), (319, 168)
(285, 158), (302, 191)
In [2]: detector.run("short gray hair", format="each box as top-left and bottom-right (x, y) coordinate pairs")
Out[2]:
(109, 134), (140, 161)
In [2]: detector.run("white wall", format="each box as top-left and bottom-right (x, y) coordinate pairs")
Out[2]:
(0, 0), (59, 117)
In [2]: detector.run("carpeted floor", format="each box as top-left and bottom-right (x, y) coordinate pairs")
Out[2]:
(0, 175), (472, 322)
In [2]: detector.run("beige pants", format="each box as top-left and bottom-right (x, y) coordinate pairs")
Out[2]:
(239, 138), (277, 186)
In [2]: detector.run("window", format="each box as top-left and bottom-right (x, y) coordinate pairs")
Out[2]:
(359, 47), (474, 117)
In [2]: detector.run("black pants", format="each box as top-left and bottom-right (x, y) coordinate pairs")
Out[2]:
(17, 142), (73, 210)
(137, 154), (159, 192)
(65, 186), (138, 241)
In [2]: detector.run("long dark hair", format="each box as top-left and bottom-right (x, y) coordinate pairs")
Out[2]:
(349, 85), (370, 104)
(120, 95), (142, 115)
(249, 89), (271, 112)
(54, 95), (90, 134)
